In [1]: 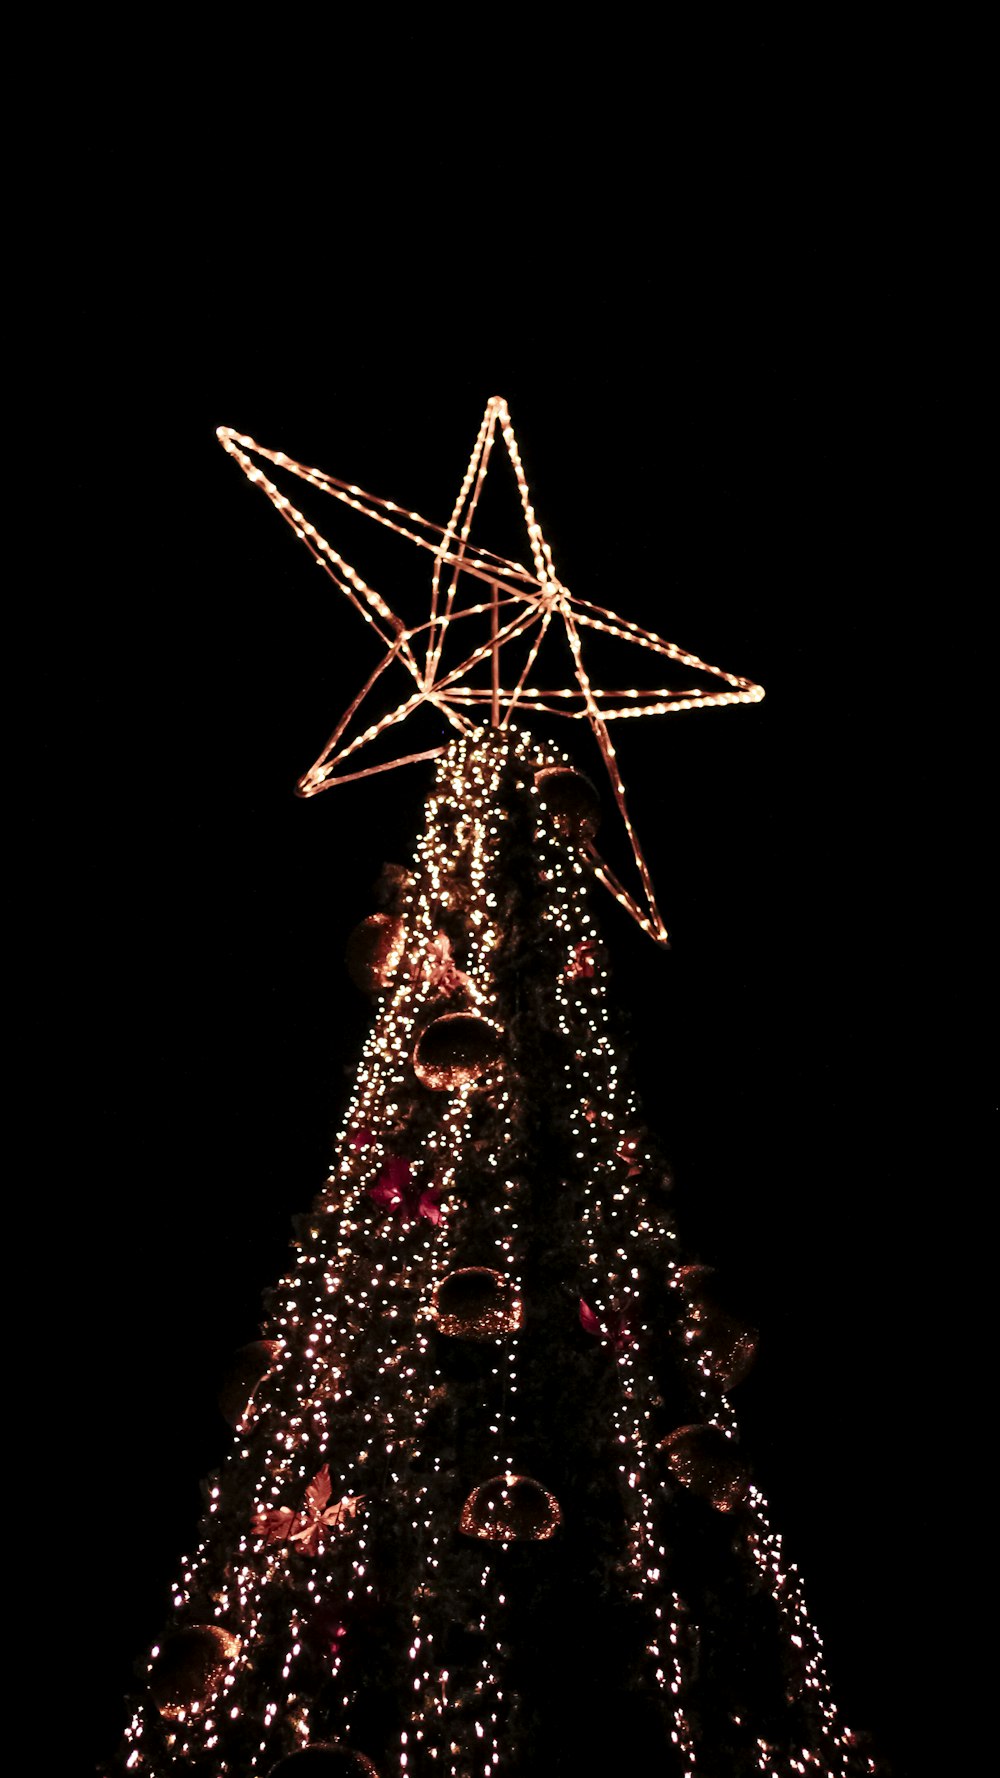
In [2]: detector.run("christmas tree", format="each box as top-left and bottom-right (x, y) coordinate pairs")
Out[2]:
(108, 400), (877, 1778)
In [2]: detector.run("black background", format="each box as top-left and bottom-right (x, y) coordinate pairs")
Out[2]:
(36, 43), (973, 1778)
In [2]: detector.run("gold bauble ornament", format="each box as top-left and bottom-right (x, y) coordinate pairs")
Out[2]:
(460, 1474), (561, 1541)
(675, 1266), (758, 1391)
(659, 1424), (750, 1512)
(432, 1268), (523, 1340)
(149, 1624), (240, 1719)
(344, 914), (407, 995)
(413, 1012), (503, 1090)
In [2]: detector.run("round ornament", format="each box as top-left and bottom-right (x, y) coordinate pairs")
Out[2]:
(433, 1268), (523, 1340)
(218, 1339), (282, 1428)
(267, 1749), (380, 1778)
(534, 766), (601, 842)
(149, 1624), (241, 1719)
(674, 1266), (757, 1391)
(685, 1307), (758, 1391)
(460, 1474), (561, 1541)
(345, 914), (406, 996)
(413, 1012), (503, 1091)
(659, 1424), (749, 1512)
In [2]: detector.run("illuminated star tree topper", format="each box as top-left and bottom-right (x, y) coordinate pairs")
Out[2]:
(218, 396), (764, 944)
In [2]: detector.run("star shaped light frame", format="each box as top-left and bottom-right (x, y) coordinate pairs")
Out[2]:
(218, 396), (763, 945)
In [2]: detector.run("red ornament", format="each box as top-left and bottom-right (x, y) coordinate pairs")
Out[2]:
(253, 1464), (364, 1556)
(368, 1156), (442, 1227)
(579, 1298), (633, 1354)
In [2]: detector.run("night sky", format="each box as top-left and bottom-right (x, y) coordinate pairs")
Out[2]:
(42, 71), (955, 1778)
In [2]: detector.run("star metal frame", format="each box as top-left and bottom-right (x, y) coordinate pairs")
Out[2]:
(218, 396), (764, 945)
